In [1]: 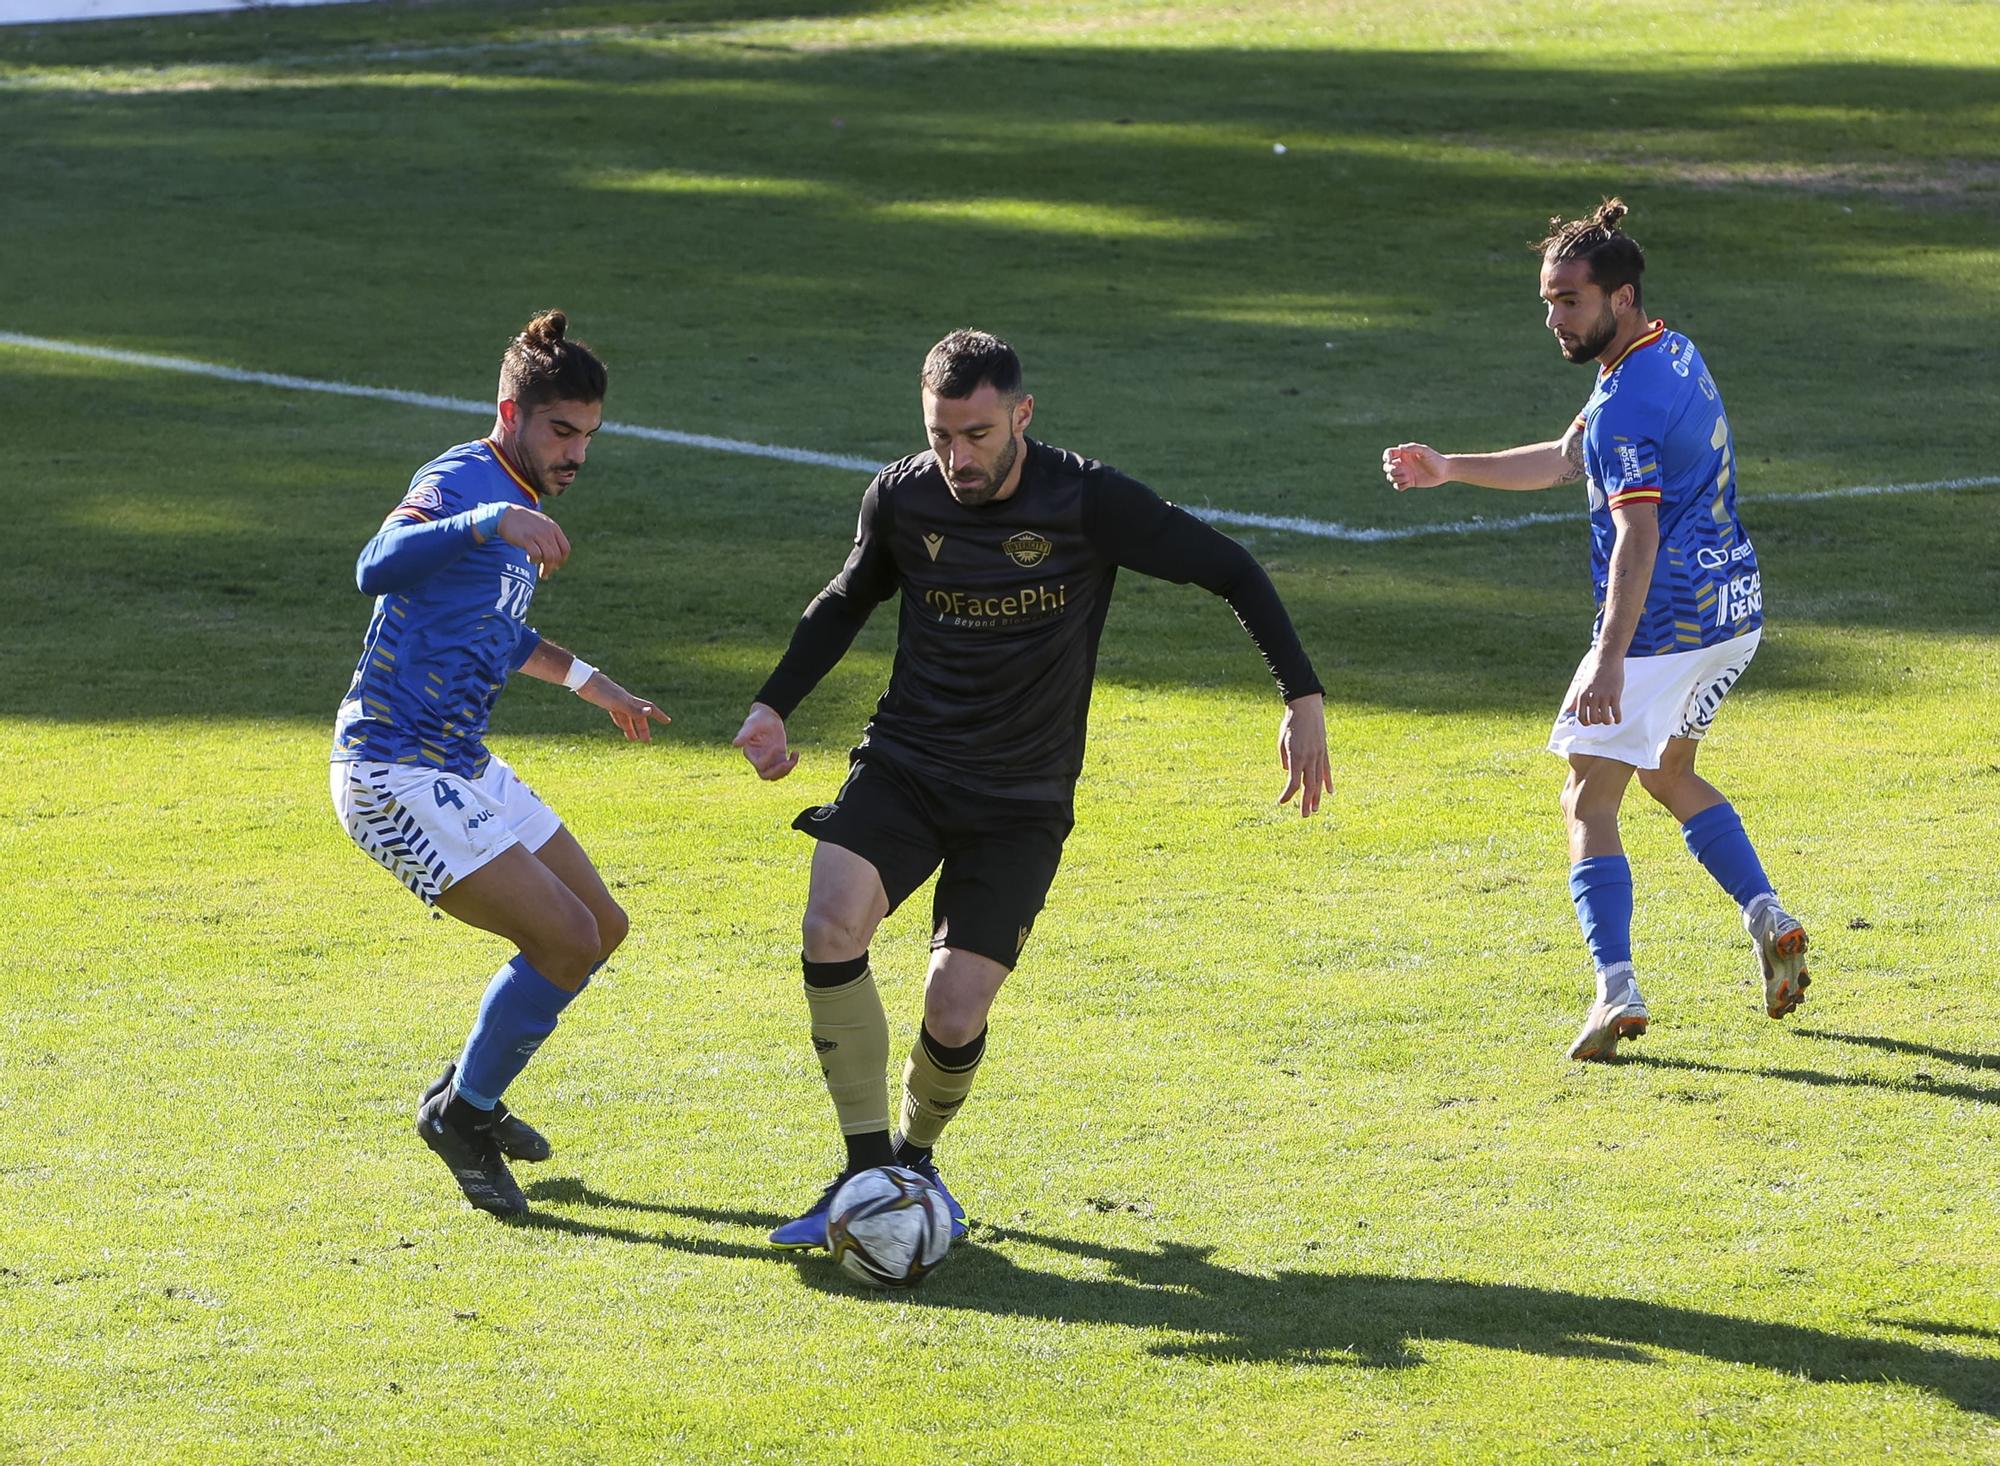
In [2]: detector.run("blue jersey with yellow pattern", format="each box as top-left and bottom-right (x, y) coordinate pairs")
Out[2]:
(1578, 322), (1763, 657)
(331, 439), (545, 775)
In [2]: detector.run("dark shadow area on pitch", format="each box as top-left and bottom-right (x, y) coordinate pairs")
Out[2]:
(1869, 1318), (2000, 1346)
(524, 1176), (743, 1217)
(570, 1192), (2000, 1414)
(0, 359), (1965, 732)
(4, 29), (1995, 723)
(1622, 1052), (2000, 1108)
(506, 1177), (781, 1262)
(1795, 1029), (2000, 1072)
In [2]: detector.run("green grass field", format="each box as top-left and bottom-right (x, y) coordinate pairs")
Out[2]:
(2, 1), (1997, 1460)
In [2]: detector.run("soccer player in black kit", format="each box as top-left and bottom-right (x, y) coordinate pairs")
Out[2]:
(734, 330), (1331, 1248)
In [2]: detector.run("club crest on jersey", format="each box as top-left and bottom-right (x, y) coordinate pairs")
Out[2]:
(1002, 531), (1052, 568)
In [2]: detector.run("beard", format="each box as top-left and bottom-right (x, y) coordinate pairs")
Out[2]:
(1558, 306), (1619, 364)
(528, 450), (580, 497)
(945, 433), (1019, 506)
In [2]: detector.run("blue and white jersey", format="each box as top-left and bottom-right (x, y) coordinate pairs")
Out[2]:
(1577, 322), (1762, 657)
(331, 439), (544, 775)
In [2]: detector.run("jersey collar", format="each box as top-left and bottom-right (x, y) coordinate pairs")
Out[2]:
(1599, 319), (1667, 376)
(485, 438), (542, 506)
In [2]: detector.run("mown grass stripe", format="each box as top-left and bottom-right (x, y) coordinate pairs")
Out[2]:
(5, 330), (1991, 544)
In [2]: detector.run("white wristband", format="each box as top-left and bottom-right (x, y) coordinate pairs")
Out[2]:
(562, 657), (597, 693)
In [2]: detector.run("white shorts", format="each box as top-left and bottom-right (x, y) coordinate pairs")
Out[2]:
(1548, 630), (1760, 770)
(330, 754), (562, 904)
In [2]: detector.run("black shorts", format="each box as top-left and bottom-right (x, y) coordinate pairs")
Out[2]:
(792, 751), (1074, 970)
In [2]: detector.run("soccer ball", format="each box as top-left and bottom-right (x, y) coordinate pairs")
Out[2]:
(825, 1165), (953, 1287)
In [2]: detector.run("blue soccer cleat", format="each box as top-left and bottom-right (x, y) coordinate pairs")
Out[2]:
(897, 1154), (969, 1241)
(768, 1171), (852, 1250)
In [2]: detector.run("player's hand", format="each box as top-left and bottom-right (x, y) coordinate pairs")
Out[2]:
(1276, 692), (1332, 818)
(1564, 650), (1625, 726)
(495, 506), (572, 571)
(577, 674), (672, 742)
(1381, 442), (1449, 492)
(733, 702), (799, 781)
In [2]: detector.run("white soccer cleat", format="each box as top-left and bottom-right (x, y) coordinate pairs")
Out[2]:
(1568, 995), (1650, 1062)
(1746, 898), (1811, 1019)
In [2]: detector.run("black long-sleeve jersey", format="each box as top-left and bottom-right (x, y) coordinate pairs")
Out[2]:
(755, 439), (1324, 802)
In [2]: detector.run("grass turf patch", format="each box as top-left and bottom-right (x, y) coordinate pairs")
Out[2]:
(2, 2), (1997, 1461)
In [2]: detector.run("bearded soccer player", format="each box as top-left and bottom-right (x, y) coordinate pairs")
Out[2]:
(734, 329), (1332, 1247)
(331, 310), (669, 1216)
(1382, 199), (1812, 1061)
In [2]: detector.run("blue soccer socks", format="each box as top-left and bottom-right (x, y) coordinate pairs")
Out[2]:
(454, 955), (582, 1111)
(1681, 802), (1775, 911)
(1569, 855), (1635, 974)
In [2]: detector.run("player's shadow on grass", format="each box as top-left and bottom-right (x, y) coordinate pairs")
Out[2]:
(935, 1227), (2000, 1419)
(518, 1183), (1999, 1417)
(1794, 1028), (2000, 1072)
(511, 1178), (780, 1262)
(1621, 1051), (2000, 1107)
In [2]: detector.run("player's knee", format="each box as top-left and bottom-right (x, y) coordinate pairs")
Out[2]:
(595, 900), (630, 961)
(1559, 776), (1586, 822)
(801, 905), (870, 962)
(922, 1004), (987, 1050)
(1634, 766), (1678, 806)
(1562, 772), (1621, 827)
(532, 907), (602, 988)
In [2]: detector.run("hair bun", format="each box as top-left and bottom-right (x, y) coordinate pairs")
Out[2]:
(521, 309), (568, 348)
(1593, 198), (1628, 231)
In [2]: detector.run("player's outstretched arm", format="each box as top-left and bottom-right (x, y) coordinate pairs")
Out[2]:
(519, 641), (672, 742)
(1382, 424), (1583, 493)
(732, 702), (799, 781)
(1276, 692), (1332, 818)
(1082, 475), (1330, 817)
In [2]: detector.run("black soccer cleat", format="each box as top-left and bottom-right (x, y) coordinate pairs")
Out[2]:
(415, 1085), (528, 1218)
(421, 1064), (552, 1163)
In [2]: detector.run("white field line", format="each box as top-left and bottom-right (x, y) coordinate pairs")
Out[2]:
(4, 330), (1994, 540)
(0, 331), (878, 473)
(1195, 473), (2000, 542)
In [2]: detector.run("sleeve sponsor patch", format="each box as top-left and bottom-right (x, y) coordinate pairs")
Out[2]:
(400, 478), (446, 514)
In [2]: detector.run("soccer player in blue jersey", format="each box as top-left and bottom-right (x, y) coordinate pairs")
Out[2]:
(330, 310), (669, 1214)
(1381, 199), (1812, 1061)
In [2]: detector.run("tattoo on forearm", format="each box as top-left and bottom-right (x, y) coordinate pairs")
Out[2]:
(1556, 432), (1586, 484)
